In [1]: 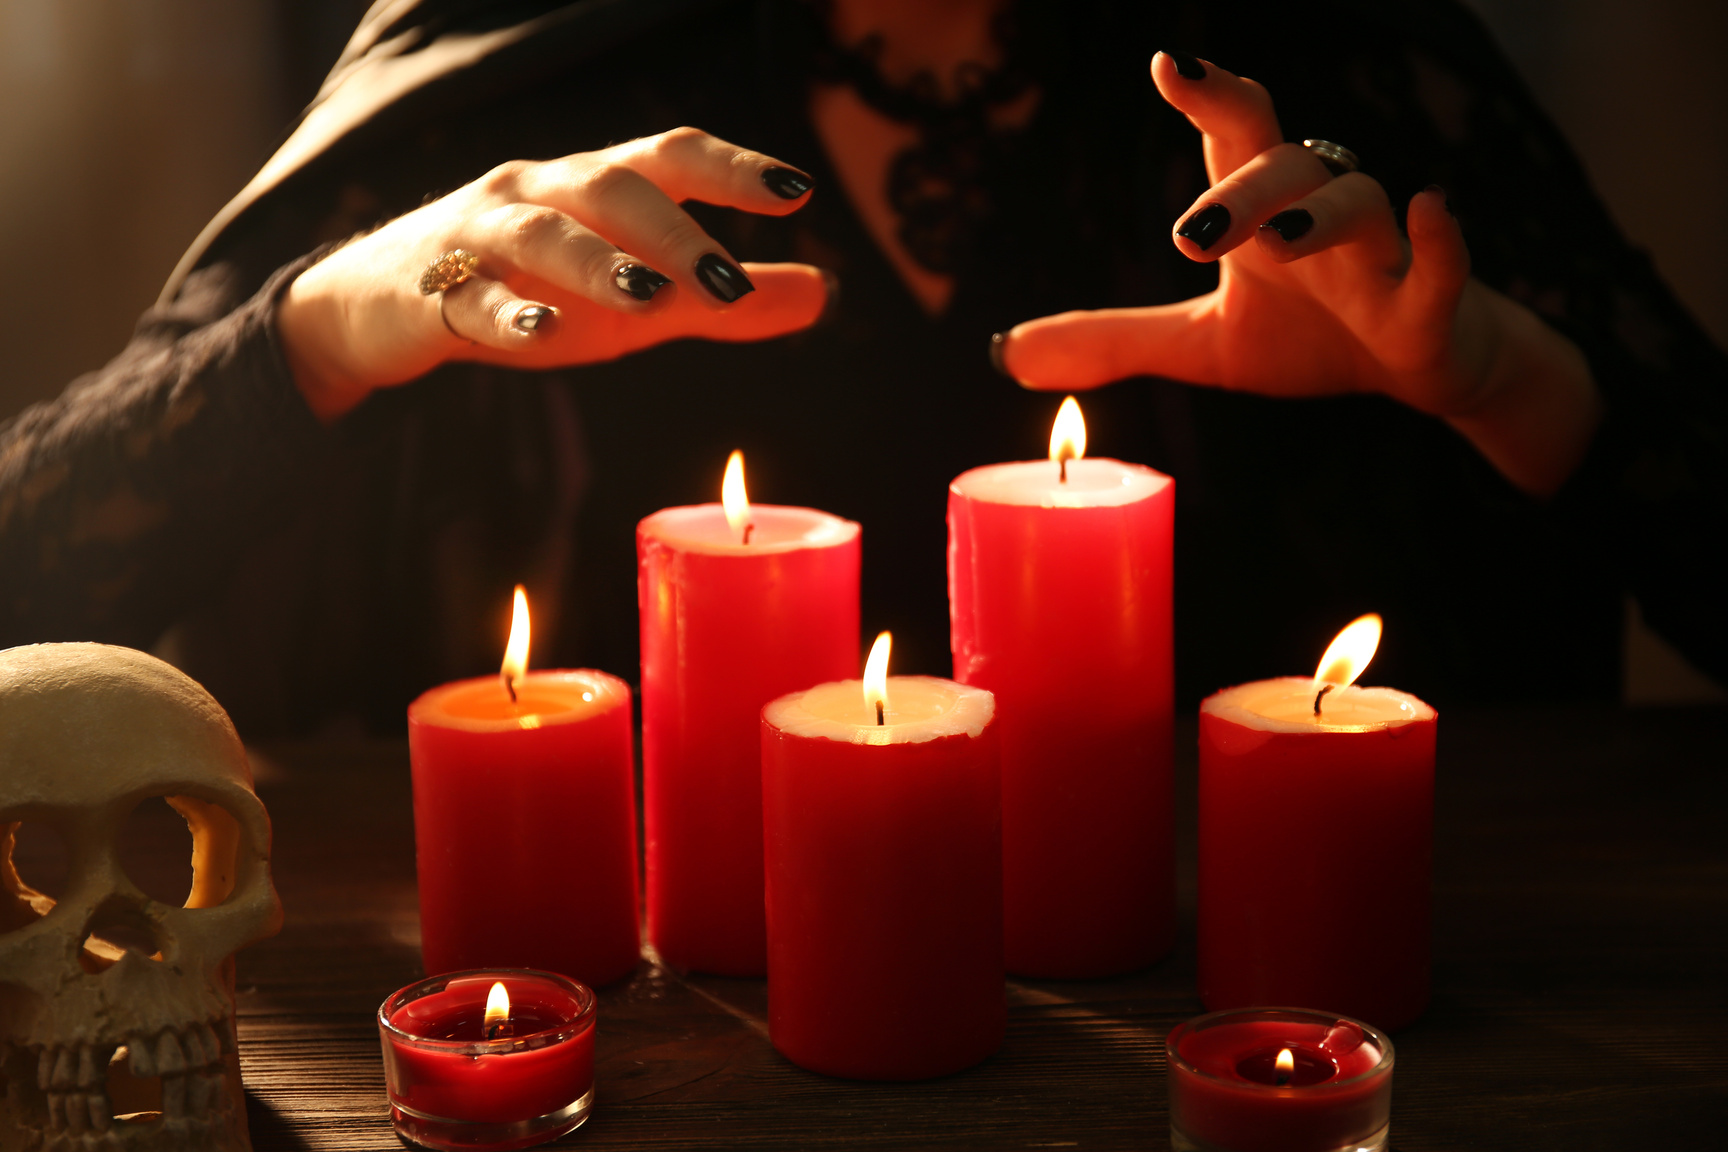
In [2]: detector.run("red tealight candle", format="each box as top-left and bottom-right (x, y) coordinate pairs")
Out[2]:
(379, 969), (596, 1151)
(948, 397), (1175, 977)
(408, 588), (640, 988)
(1166, 1007), (1395, 1152)
(1199, 615), (1437, 1031)
(761, 632), (1004, 1080)
(638, 450), (860, 976)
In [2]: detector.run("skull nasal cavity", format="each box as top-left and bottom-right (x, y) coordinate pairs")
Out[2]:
(118, 796), (196, 907)
(80, 898), (164, 971)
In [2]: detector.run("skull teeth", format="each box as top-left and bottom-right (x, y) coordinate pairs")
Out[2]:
(87, 1091), (112, 1133)
(76, 1044), (101, 1087)
(191, 1021), (221, 1066)
(125, 1036), (156, 1077)
(50, 1045), (76, 1089)
(155, 1030), (188, 1075)
(160, 1072), (187, 1118)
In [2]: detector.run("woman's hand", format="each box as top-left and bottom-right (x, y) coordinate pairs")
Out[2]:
(277, 127), (828, 423)
(995, 53), (1600, 497)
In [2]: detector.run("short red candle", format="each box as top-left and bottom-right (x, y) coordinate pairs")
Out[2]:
(1166, 1007), (1395, 1152)
(948, 452), (1175, 977)
(761, 672), (1003, 1080)
(1198, 678), (1437, 1031)
(379, 969), (596, 1151)
(638, 502), (859, 976)
(408, 670), (639, 988)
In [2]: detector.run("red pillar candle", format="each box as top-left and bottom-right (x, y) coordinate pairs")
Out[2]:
(638, 451), (860, 976)
(761, 632), (1004, 1080)
(408, 588), (640, 988)
(1166, 1007), (1395, 1152)
(1198, 615), (1437, 1031)
(380, 969), (596, 1151)
(948, 397), (1175, 977)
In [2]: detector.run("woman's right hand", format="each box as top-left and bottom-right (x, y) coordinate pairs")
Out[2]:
(276, 127), (828, 423)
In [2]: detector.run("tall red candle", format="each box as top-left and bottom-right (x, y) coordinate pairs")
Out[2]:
(761, 635), (1003, 1080)
(1198, 616), (1437, 1031)
(948, 398), (1175, 977)
(408, 589), (640, 988)
(638, 453), (860, 976)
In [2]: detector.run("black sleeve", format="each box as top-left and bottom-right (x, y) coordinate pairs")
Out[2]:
(0, 253), (331, 651)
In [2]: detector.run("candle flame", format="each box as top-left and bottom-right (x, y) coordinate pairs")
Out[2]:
(863, 631), (892, 725)
(484, 981), (510, 1033)
(501, 585), (530, 699)
(1048, 396), (1087, 480)
(1314, 613), (1382, 689)
(1275, 1047), (1294, 1085)
(722, 449), (751, 544)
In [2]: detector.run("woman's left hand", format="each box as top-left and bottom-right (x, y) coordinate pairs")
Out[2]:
(995, 52), (1599, 497)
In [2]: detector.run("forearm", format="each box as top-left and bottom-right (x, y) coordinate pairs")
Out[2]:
(1445, 282), (1603, 500)
(0, 257), (328, 647)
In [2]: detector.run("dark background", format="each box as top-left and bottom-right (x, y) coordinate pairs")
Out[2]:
(0, 0), (1721, 704)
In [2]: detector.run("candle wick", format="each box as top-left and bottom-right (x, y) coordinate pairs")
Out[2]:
(1059, 455), (1068, 483)
(1275, 1068), (1292, 1087)
(485, 1021), (514, 1041)
(743, 522), (754, 545)
(1313, 683), (1334, 716)
(504, 674), (517, 704)
(875, 700), (885, 726)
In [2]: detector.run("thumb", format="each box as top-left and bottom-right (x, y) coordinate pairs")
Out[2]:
(995, 299), (1217, 391)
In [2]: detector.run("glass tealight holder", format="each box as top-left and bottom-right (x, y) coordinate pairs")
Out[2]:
(378, 969), (596, 1151)
(1166, 1007), (1394, 1152)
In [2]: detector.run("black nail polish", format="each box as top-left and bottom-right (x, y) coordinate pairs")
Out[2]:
(695, 253), (754, 303)
(1177, 204), (1231, 251)
(762, 166), (815, 200)
(616, 263), (671, 301)
(1260, 209), (1313, 244)
(513, 305), (555, 331)
(1165, 50), (1206, 81)
(1425, 184), (1454, 215)
(989, 332), (1011, 378)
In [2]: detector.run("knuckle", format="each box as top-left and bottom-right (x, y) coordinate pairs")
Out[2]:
(498, 204), (569, 248)
(578, 160), (642, 200)
(478, 159), (532, 197)
(654, 125), (711, 154)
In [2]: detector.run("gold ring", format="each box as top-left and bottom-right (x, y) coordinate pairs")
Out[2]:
(418, 249), (480, 295)
(1302, 139), (1360, 177)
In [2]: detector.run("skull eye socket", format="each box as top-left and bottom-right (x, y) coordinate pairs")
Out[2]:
(1, 820), (69, 933)
(118, 797), (198, 908)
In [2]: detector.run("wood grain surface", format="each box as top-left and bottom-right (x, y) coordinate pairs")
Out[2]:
(228, 706), (1727, 1150)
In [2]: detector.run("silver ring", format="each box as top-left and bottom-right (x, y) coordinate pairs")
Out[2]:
(1303, 139), (1359, 177)
(418, 249), (479, 295)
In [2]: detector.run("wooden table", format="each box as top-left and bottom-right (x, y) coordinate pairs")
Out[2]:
(228, 705), (1726, 1150)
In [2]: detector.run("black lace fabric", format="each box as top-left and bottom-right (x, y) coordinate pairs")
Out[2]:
(0, 0), (1721, 732)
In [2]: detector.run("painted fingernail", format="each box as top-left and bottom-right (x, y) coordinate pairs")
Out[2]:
(1260, 209), (1313, 244)
(616, 263), (672, 301)
(762, 166), (815, 200)
(513, 305), (555, 331)
(1425, 184), (1454, 215)
(1177, 203), (1231, 251)
(695, 253), (754, 303)
(1164, 50), (1206, 81)
(989, 331), (1012, 378)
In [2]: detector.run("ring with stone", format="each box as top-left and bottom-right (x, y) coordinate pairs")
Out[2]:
(417, 249), (480, 296)
(1302, 139), (1360, 177)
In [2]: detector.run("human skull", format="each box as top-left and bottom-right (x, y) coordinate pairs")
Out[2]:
(0, 643), (282, 1151)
